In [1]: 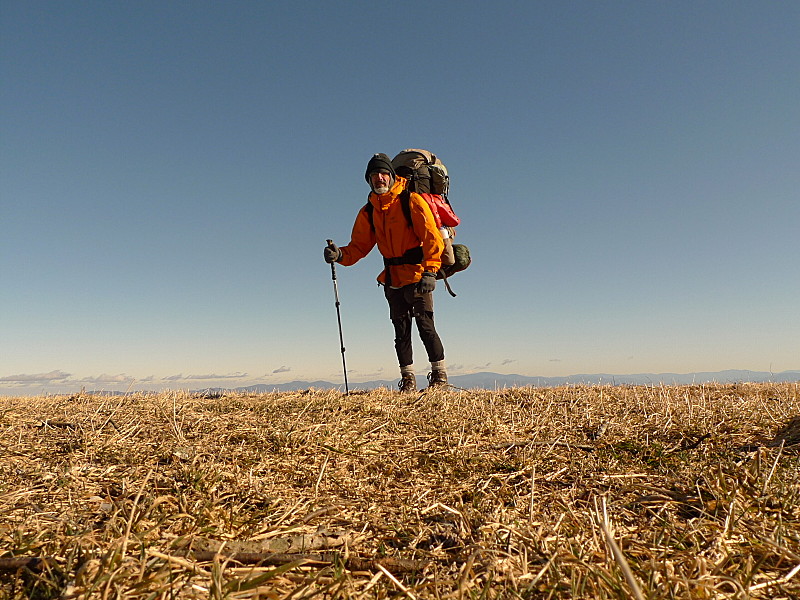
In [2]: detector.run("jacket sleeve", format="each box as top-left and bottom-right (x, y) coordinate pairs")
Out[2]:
(338, 205), (376, 266)
(409, 193), (444, 273)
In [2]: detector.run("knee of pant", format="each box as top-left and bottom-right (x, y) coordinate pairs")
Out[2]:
(415, 313), (437, 334)
(412, 305), (433, 319)
(392, 316), (412, 333)
(413, 309), (434, 321)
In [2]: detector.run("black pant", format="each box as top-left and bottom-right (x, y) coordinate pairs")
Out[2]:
(385, 284), (444, 368)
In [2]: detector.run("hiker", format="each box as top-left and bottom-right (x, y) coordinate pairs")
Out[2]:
(324, 153), (448, 392)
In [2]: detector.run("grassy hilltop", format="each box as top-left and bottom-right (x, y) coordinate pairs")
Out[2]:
(2, 384), (799, 599)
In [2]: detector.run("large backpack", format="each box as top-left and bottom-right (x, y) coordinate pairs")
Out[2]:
(391, 149), (459, 231)
(391, 149), (470, 280)
(363, 150), (471, 295)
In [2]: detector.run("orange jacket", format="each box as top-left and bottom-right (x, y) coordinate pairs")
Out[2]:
(339, 177), (443, 287)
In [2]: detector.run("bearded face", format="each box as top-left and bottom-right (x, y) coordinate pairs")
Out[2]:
(369, 171), (394, 194)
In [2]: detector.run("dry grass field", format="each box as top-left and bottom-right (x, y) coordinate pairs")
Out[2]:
(1, 383), (799, 599)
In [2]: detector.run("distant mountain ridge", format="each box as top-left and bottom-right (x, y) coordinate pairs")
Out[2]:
(208, 369), (800, 394)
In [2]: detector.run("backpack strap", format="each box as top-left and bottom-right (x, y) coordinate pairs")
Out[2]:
(363, 201), (374, 231)
(399, 189), (413, 229)
(439, 270), (457, 297)
(383, 246), (423, 266)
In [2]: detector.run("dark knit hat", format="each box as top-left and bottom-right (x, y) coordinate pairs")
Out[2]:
(364, 153), (395, 182)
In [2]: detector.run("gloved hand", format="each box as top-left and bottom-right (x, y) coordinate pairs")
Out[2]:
(324, 242), (342, 263)
(416, 271), (436, 294)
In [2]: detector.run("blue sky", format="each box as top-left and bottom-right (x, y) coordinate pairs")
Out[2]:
(2, 1), (798, 395)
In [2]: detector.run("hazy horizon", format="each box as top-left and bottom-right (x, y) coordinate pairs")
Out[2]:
(2, 366), (799, 397)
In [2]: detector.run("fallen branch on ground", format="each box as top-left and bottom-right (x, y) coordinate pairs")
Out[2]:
(190, 550), (428, 574)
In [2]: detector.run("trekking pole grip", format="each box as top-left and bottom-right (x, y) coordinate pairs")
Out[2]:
(326, 239), (337, 280)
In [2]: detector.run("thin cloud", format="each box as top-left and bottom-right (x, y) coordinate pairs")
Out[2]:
(273, 366), (291, 374)
(0, 370), (71, 383)
(162, 373), (247, 382)
(345, 368), (385, 379)
(185, 373), (247, 380)
(77, 373), (135, 384)
(163, 374), (186, 381)
(501, 359), (516, 366)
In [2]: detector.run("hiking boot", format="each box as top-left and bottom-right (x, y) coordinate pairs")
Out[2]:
(427, 369), (448, 388)
(398, 373), (417, 393)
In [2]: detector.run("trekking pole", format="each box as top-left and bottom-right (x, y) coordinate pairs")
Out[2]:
(326, 239), (349, 394)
